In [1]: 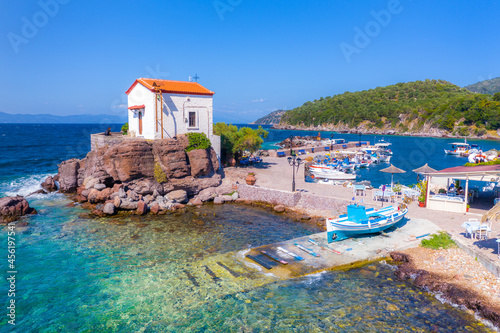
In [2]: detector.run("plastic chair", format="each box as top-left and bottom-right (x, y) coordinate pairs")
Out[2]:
(475, 220), (491, 240)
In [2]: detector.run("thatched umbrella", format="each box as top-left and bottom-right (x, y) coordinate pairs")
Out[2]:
(412, 163), (437, 175)
(380, 164), (406, 188)
(412, 163), (437, 205)
(482, 202), (500, 222)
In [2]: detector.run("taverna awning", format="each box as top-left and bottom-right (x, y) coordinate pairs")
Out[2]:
(423, 164), (500, 214)
(426, 165), (500, 182)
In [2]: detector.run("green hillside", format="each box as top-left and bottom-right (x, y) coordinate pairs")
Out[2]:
(465, 77), (500, 95)
(252, 109), (286, 125)
(280, 79), (500, 135)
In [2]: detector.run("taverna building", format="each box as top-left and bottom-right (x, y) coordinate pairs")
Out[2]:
(125, 78), (220, 156)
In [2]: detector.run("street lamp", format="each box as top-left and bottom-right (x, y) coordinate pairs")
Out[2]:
(287, 154), (303, 192)
(358, 131), (362, 145)
(287, 135), (303, 192)
(330, 133), (334, 151)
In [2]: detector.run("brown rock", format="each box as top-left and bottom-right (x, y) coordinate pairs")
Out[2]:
(136, 201), (148, 215)
(113, 196), (122, 208)
(0, 196), (36, 223)
(41, 175), (58, 192)
(103, 139), (155, 182)
(150, 204), (161, 214)
(190, 197), (203, 206)
(112, 183), (122, 193)
(127, 178), (162, 196)
(58, 159), (81, 193)
(274, 205), (285, 213)
(96, 188), (114, 202)
(187, 148), (215, 177)
(76, 194), (87, 203)
(390, 252), (410, 263)
(153, 137), (190, 179)
(26, 189), (46, 197)
(87, 189), (100, 204)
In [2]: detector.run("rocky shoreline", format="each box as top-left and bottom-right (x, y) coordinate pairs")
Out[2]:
(272, 123), (500, 141)
(391, 249), (500, 328)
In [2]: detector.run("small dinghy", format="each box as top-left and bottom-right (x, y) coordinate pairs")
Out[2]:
(326, 204), (408, 242)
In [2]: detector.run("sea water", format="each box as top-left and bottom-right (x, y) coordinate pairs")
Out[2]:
(0, 124), (496, 332)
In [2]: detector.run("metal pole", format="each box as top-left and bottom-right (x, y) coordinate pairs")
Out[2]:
(292, 157), (296, 192)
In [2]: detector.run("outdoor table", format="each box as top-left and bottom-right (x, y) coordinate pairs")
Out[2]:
(402, 189), (419, 200)
(374, 190), (395, 202)
(353, 185), (366, 196)
(461, 221), (480, 239)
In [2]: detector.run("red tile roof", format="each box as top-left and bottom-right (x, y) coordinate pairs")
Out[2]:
(435, 165), (500, 174)
(125, 78), (214, 96)
(128, 104), (145, 110)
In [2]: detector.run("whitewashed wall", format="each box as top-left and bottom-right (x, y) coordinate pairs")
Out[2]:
(127, 83), (155, 138)
(127, 83), (217, 157)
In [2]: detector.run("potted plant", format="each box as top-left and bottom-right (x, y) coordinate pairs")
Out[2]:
(466, 204), (470, 212)
(245, 172), (256, 185)
(416, 180), (427, 207)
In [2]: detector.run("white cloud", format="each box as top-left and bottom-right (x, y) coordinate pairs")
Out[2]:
(112, 104), (127, 109)
(251, 98), (265, 103)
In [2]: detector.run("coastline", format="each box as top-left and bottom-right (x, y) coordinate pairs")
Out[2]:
(269, 123), (500, 141)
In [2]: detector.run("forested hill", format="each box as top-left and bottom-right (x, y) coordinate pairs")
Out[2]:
(252, 109), (286, 125)
(465, 77), (500, 95)
(278, 80), (500, 138)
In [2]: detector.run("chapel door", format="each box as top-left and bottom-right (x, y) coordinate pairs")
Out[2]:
(138, 112), (143, 135)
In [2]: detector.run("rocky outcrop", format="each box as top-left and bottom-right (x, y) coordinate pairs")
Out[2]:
(0, 196), (37, 224)
(52, 135), (223, 216)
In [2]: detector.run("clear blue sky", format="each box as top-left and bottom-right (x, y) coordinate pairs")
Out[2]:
(1, 0), (499, 124)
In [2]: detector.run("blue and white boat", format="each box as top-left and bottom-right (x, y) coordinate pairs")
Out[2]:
(326, 204), (408, 242)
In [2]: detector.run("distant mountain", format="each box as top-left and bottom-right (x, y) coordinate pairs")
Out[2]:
(251, 109), (286, 125)
(0, 112), (127, 124)
(465, 77), (500, 95)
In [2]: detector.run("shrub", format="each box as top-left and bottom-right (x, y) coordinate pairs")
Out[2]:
(121, 122), (129, 135)
(185, 132), (211, 152)
(154, 162), (167, 183)
(464, 159), (500, 167)
(420, 231), (456, 249)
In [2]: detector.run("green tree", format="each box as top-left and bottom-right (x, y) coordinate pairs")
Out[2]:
(213, 123), (268, 163)
(493, 92), (500, 102)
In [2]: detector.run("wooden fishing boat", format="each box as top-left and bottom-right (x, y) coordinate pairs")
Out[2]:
(326, 204), (408, 242)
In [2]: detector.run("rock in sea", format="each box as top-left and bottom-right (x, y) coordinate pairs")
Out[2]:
(0, 196), (37, 223)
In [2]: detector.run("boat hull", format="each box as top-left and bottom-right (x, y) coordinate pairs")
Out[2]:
(311, 170), (356, 180)
(326, 207), (408, 242)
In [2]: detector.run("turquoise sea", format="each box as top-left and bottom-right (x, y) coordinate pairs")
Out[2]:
(0, 124), (498, 332)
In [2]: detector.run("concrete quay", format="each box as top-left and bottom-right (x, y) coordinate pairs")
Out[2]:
(238, 217), (442, 279)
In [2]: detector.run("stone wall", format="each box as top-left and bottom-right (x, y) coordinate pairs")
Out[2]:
(237, 184), (367, 216)
(237, 184), (301, 207)
(91, 133), (133, 151)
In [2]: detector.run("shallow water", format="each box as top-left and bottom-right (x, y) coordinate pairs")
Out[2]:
(0, 195), (495, 332)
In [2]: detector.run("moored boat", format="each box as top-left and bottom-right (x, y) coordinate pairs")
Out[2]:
(311, 168), (356, 180)
(444, 141), (471, 155)
(326, 204), (408, 242)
